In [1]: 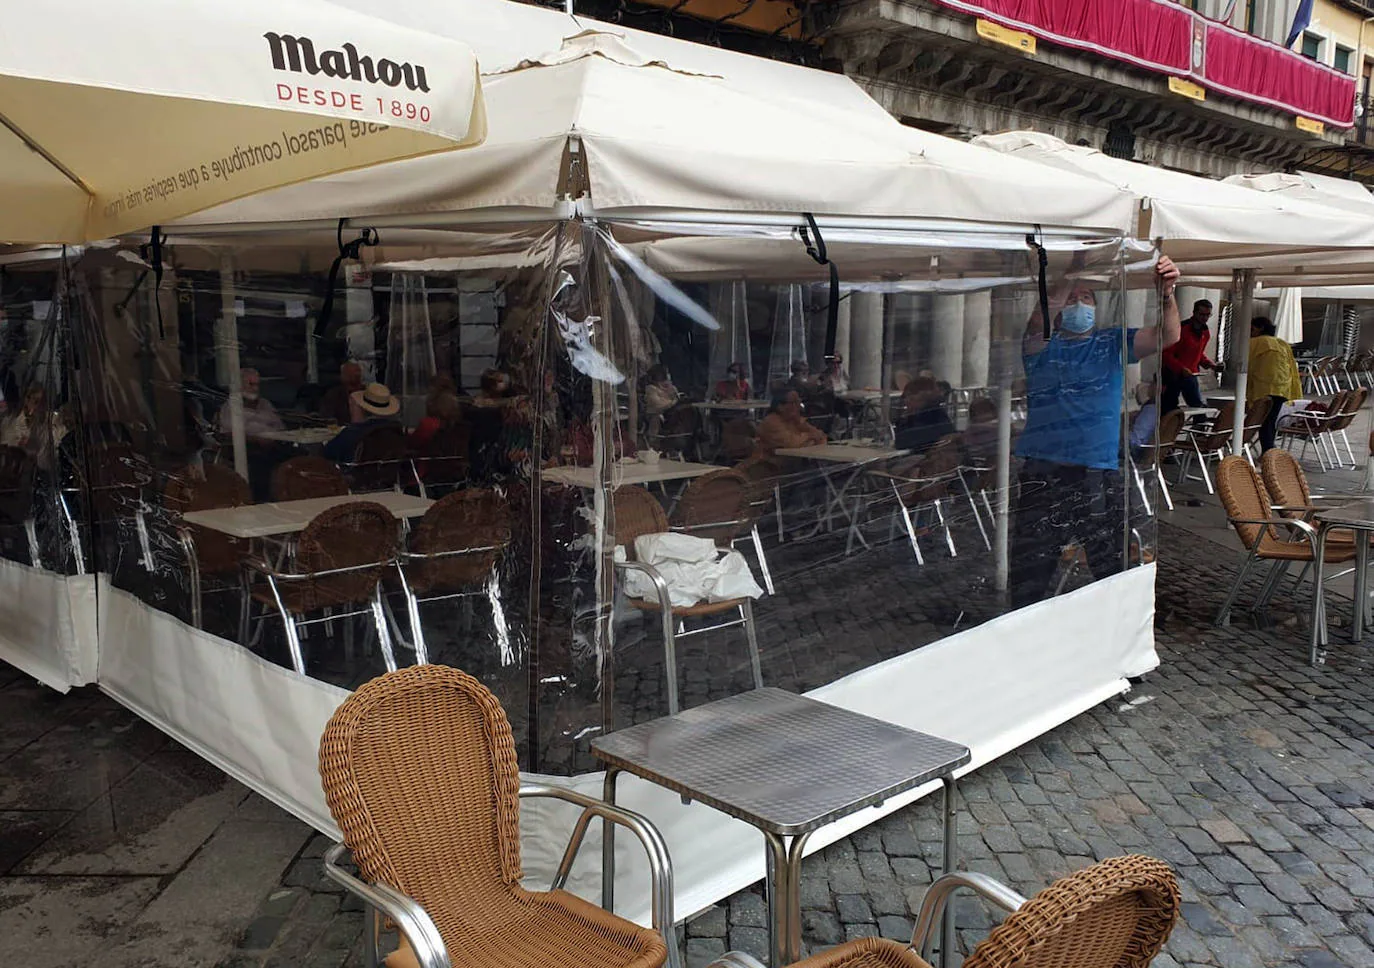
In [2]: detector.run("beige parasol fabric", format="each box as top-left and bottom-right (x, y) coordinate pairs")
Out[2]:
(0, 0), (485, 243)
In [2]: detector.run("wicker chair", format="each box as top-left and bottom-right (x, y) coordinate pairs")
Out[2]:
(1130, 408), (1185, 515)
(1215, 456), (1355, 662)
(0, 444), (39, 566)
(718, 418), (757, 463)
(164, 463), (252, 629)
(317, 664), (678, 968)
(735, 456), (786, 543)
(349, 424), (411, 493)
(654, 403), (701, 460)
(1238, 397), (1273, 465)
(1327, 386), (1368, 468)
(612, 485), (763, 716)
(706, 855), (1178, 968)
(671, 469), (774, 595)
(272, 456), (348, 502)
(411, 422), (470, 498)
(1177, 401), (1235, 494)
(1279, 391), (1347, 472)
(392, 489), (512, 664)
(860, 436), (964, 564)
(247, 501), (399, 675)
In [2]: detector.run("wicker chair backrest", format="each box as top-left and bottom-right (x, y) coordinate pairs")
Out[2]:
(318, 665), (526, 958)
(963, 855), (1178, 968)
(1217, 455), (1281, 549)
(673, 470), (751, 543)
(350, 425), (409, 492)
(165, 464), (252, 575)
(273, 457), (348, 502)
(294, 501), (398, 609)
(1259, 449), (1310, 518)
(611, 486), (669, 558)
(408, 489), (510, 594)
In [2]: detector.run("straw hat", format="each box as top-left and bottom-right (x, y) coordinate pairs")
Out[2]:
(351, 383), (400, 417)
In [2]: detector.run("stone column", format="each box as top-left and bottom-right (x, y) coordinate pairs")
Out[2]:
(929, 294), (965, 387)
(848, 292), (884, 390)
(962, 291), (992, 389)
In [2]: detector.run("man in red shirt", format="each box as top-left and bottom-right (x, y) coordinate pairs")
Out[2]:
(1161, 298), (1216, 413)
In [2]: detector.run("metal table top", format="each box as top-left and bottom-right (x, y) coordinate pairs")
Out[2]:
(591, 687), (970, 836)
(1315, 499), (1374, 530)
(182, 492), (433, 539)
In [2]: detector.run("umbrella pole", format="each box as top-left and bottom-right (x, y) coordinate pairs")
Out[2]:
(218, 256), (248, 480)
(1229, 270), (1256, 459)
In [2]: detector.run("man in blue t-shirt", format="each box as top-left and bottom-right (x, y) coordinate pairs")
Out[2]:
(1009, 255), (1181, 607)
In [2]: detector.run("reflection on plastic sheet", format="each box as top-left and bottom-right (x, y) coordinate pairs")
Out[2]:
(0, 225), (1166, 775)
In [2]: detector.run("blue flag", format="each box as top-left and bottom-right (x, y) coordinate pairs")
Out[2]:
(1286, 0), (1314, 49)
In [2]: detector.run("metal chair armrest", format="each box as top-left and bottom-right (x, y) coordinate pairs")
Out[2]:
(614, 559), (674, 612)
(910, 871), (1027, 961)
(399, 540), (508, 563)
(246, 557), (395, 581)
(1228, 515), (1318, 537)
(322, 844), (450, 968)
(517, 783), (676, 950)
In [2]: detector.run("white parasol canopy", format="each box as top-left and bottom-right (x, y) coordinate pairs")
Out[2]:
(176, 0), (1136, 235)
(0, 0), (486, 243)
(973, 132), (1374, 286)
(1273, 287), (1304, 344)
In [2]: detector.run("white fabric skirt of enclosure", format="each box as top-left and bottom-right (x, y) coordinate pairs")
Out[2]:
(80, 562), (1156, 925)
(0, 560), (97, 692)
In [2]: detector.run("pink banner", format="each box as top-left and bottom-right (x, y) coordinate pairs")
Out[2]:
(928, 0), (1355, 128)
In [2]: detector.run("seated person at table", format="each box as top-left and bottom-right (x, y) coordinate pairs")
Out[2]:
(784, 359), (815, 396)
(472, 368), (516, 408)
(1128, 379), (1158, 458)
(894, 376), (954, 455)
(216, 368), (285, 439)
(712, 362), (751, 401)
(754, 390), (826, 458)
(819, 354), (849, 395)
(643, 365), (680, 438)
(961, 396), (998, 467)
(323, 383), (401, 462)
(410, 380), (462, 451)
(318, 361), (364, 426)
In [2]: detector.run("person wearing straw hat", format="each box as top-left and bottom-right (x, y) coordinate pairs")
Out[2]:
(323, 382), (401, 463)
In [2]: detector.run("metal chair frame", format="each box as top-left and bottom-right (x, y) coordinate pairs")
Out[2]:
(387, 543), (510, 666)
(706, 870), (1026, 968)
(246, 557), (397, 675)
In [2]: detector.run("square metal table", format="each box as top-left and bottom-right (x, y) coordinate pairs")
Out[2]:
(591, 687), (970, 967)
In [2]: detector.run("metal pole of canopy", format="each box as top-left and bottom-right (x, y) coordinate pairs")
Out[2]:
(217, 255), (248, 481)
(1230, 269), (1256, 459)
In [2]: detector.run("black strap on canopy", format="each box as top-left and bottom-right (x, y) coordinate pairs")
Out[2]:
(1026, 226), (1051, 341)
(138, 226), (167, 340)
(316, 219), (380, 338)
(800, 212), (840, 358)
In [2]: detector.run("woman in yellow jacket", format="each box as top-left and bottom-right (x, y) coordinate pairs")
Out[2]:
(1247, 315), (1302, 453)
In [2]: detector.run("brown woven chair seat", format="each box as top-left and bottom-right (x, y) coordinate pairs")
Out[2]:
(625, 595), (750, 616)
(383, 889), (665, 968)
(779, 937), (925, 968)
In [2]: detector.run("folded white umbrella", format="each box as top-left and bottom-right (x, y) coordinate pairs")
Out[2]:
(0, 0), (485, 243)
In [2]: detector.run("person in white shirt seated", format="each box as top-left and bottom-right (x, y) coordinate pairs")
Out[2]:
(216, 368), (285, 440)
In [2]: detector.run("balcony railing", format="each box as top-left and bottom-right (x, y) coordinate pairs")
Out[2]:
(1355, 96), (1374, 145)
(928, 0), (1356, 128)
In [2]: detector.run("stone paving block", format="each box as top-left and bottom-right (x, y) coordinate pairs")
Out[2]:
(729, 891), (766, 927)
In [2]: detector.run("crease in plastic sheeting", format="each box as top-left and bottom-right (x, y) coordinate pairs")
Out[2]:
(551, 270), (624, 385)
(597, 229), (719, 333)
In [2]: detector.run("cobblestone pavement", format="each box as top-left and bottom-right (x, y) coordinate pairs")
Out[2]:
(205, 514), (1374, 968)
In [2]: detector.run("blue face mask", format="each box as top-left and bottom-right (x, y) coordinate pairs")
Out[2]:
(1059, 302), (1095, 334)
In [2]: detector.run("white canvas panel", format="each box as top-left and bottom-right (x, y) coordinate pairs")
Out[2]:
(0, 560), (96, 692)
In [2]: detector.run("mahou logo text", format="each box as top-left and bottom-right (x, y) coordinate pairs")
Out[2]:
(264, 33), (430, 92)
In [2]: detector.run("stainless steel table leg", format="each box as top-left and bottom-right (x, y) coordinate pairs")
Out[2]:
(1312, 529), (1327, 666)
(941, 776), (959, 968)
(602, 768), (619, 913)
(763, 831), (790, 968)
(1357, 537), (1369, 643)
(784, 832), (812, 964)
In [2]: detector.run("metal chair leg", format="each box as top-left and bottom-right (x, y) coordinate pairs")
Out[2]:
(1132, 462), (1152, 517)
(893, 482), (923, 565)
(1155, 465), (1174, 512)
(659, 604), (680, 716)
(23, 519), (40, 568)
(372, 586), (398, 672)
(1215, 551), (1260, 627)
(934, 498), (956, 557)
(741, 600), (763, 691)
(749, 525), (775, 596)
(957, 469), (991, 551)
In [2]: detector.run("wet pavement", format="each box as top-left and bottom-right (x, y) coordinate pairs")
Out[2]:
(5, 437), (1374, 967)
